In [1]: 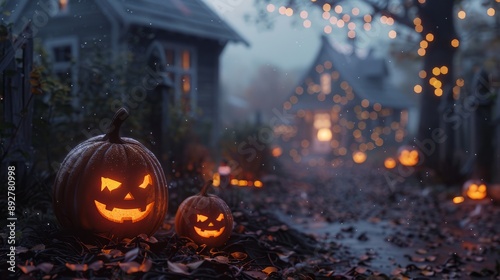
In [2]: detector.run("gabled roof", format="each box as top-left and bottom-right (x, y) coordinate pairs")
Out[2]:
(291, 35), (412, 111)
(3, 0), (248, 46)
(102, 0), (248, 45)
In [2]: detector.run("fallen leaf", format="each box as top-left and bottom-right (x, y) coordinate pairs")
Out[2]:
(262, 266), (278, 275)
(167, 261), (189, 275)
(139, 242), (150, 251)
(277, 250), (295, 262)
(410, 256), (425, 262)
(230, 252), (248, 260)
(88, 260), (103, 271)
(268, 226), (281, 232)
(16, 247), (29, 254)
(391, 267), (406, 275)
(36, 263), (54, 274)
(148, 236), (158, 243)
(65, 263), (88, 272)
(416, 248), (427, 255)
(119, 259), (152, 274)
(18, 265), (36, 274)
(426, 255), (436, 262)
(213, 256), (229, 264)
(140, 258), (152, 272)
(421, 270), (435, 276)
(124, 248), (139, 262)
(119, 261), (141, 274)
(186, 260), (204, 270)
(31, 244), (46, 251)
(102, 249), (123, 258)
(355, 266), (368, 274)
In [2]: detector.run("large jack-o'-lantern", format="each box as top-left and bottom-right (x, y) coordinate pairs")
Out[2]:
(175, 181), (233, 247)
(53, 108), (168, 239)
(462, 180), (487, 200)
(397, 146), (420, 167)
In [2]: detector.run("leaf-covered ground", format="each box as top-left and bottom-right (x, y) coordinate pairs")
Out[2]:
(1, 164), (500, 279)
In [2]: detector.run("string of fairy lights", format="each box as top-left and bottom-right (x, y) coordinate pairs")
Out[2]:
(266, 0), (499, 167)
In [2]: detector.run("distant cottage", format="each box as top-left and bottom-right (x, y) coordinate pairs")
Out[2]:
(5, 0), (247, 164)
(275, 36), (415, 163)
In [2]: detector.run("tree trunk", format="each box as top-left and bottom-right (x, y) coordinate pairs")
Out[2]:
(416, 1), (459, 182)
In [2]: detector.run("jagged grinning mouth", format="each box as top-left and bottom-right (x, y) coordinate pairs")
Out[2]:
(94, 200), (154, 223)
(193, 226), (225, 238)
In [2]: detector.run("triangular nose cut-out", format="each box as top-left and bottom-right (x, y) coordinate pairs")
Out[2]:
(124, 192), (134, 200)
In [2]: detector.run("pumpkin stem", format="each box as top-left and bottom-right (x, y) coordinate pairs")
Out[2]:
(104, 107), (129, 143)
(200, 180), (213, 196)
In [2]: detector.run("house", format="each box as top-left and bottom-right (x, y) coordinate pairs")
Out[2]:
(4, 0), (247, 166)
(274, 36), (415, 164)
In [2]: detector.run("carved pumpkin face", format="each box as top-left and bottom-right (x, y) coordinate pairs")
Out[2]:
(94, 175), (155, 223)
(175, 181), (233, 247)
(463, 180), (487, 200)
(397, 146), (420, 167)
(53, 108), (168, 239)
(193, 213), (226, 238)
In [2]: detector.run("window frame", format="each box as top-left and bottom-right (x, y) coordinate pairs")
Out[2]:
(147, 41), (198, 114)
(44, 36), (79, 104)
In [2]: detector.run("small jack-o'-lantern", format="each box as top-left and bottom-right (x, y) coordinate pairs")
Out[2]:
(352, 151), (367, 164)
(462, 180), (487, 200)
(53, 108), (168, 239)
(397, 146), (420, 167)
(384, 157), (397, 169)
(175, 181), (233, 247)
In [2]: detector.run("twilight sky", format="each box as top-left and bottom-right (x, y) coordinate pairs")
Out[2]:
(204, 0), (323, 87)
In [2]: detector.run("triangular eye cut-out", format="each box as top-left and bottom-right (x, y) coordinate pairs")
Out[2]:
(101, 177), (122, 192)
(124, 192), (134, 200)
(197, 214), (208, 222)
(139, 174), (153, 189)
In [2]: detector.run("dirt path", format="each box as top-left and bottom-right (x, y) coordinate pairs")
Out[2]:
(262, 164), (500, 279)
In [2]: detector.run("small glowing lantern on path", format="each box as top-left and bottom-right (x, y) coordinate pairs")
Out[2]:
(463, 180), (487, 200)
(453, 196), (465, 204)
(175, 181), (233, 247)
(397, 146), (420, 167)
(352, 151), (367, 164)
(384, 157), (396, 169)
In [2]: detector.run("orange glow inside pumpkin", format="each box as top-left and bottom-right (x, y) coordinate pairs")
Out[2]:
(194, 213), (225, 238)
(466, 183), (487, 200)
(384, 157), (396, 169)
(398, 149), (419, 167)
(95, 175), (154, 223)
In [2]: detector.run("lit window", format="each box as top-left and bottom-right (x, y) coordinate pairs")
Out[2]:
(50, 0), (69, 15)
(320, 73), (331, 94)
(162, 45), (196, 113)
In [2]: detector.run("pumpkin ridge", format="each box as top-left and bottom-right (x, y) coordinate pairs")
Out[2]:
(54, 141), (110, 228)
